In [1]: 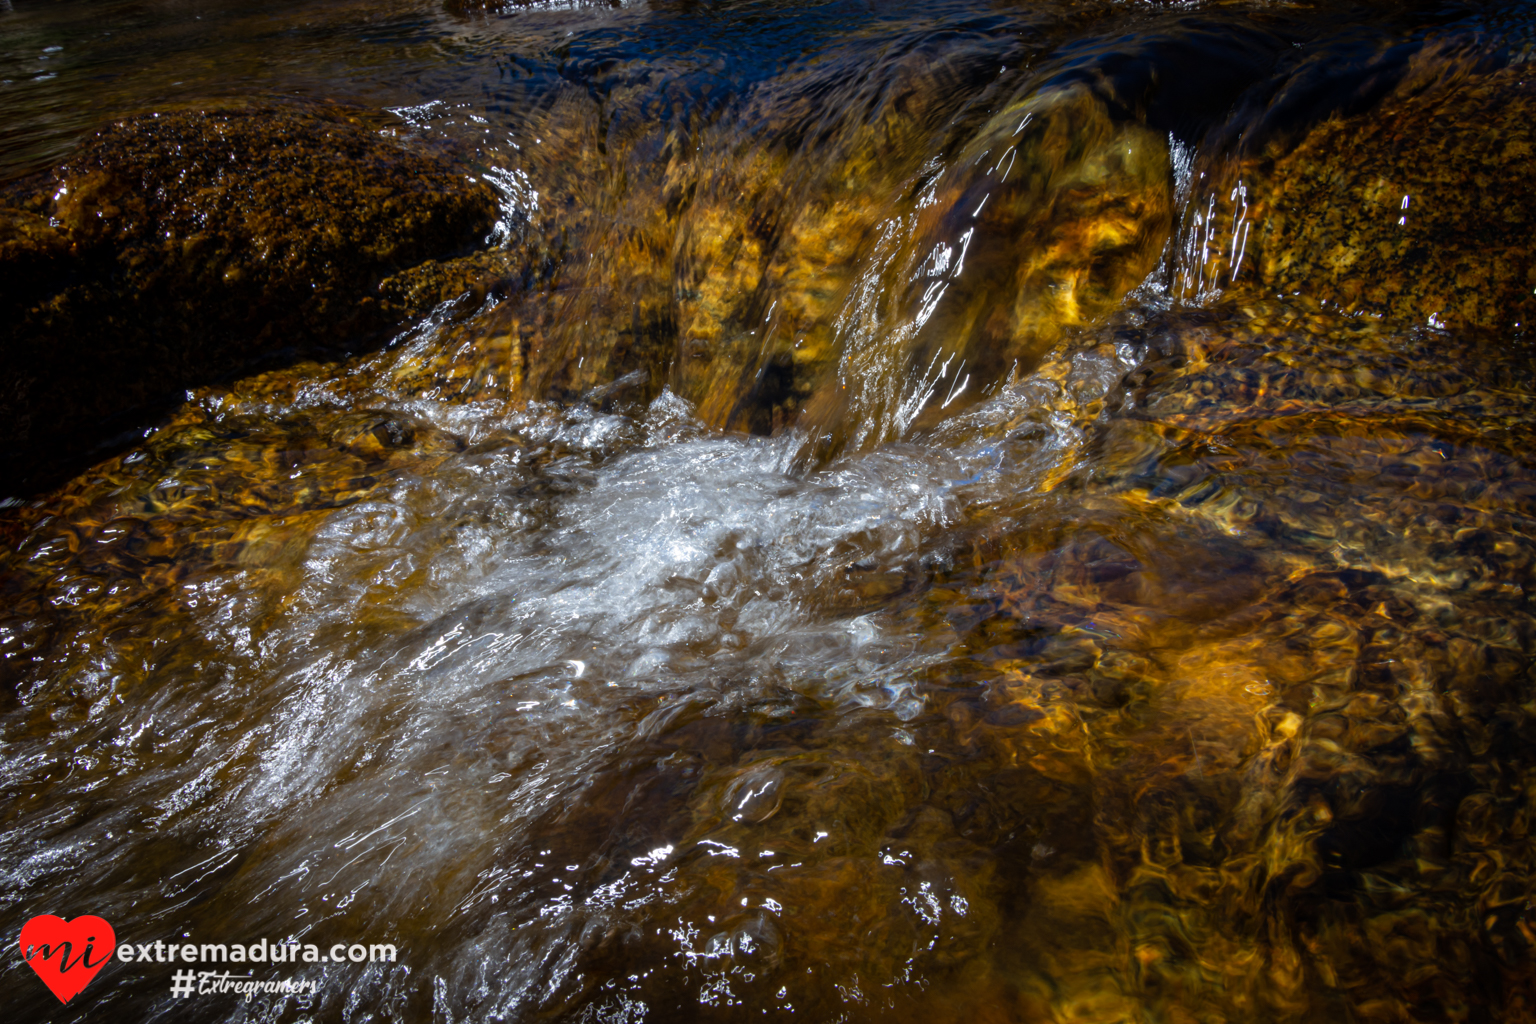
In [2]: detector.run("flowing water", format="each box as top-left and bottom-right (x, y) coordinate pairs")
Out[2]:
(5, 1), (1536, 1021)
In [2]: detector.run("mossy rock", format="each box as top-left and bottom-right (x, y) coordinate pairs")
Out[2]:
(1189, 59), (1536, 332)
(0, 102), (500, 494)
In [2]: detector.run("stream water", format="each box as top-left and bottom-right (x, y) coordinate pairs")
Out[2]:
(5, 1), (1536, 1022)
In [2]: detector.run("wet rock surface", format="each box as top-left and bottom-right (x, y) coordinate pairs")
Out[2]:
(0, 102), (500, 494)
(793, 82), (1172, 457)
(1179, 55), (1536, 332)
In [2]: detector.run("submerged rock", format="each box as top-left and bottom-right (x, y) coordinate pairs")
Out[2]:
(1178, 56), (1536, 331)
(796, 83), (1171, 456)
(0, 102), (500, 494)
(665, 48), (986, 438)
(670, 79), (1171, 457)
(153, 62), (1168, 466)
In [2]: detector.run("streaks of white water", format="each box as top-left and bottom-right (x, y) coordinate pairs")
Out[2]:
(1228, 180), (1251, 278)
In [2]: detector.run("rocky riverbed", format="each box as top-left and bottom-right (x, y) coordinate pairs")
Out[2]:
(4, 2), (1536, 1022)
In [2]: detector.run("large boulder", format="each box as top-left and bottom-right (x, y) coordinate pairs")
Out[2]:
(1179, 58), (1536, 333)
(0, 102), (500, 494)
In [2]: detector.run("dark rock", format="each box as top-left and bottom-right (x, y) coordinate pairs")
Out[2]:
(0, 102), (500, 495)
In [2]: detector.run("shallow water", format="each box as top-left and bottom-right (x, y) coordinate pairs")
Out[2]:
(5, 1), (1536, 1022)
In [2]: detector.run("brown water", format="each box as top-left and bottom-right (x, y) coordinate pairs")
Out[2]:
(5, 1), (1536, 1021)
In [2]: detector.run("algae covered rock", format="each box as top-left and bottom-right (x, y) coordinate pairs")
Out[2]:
(0, 102), (500, 493)
(1180, 59), (1536, 332)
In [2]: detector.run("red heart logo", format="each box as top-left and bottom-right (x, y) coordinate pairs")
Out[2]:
(19, 914), (116, 1004)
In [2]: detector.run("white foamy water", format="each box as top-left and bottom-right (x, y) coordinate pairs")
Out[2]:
(1, 333), (1142, 1021)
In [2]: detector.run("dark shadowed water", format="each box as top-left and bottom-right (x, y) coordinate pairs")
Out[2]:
(5, 1), (1536, 1021)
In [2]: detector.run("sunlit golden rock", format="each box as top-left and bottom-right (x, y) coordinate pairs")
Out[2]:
(2, 407), (464, 611)
(667, 50), (988, 437)
(793, 84), (1171, 457)
(1181, 59), (1536, 332)
(668, 80), (1170, 457)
